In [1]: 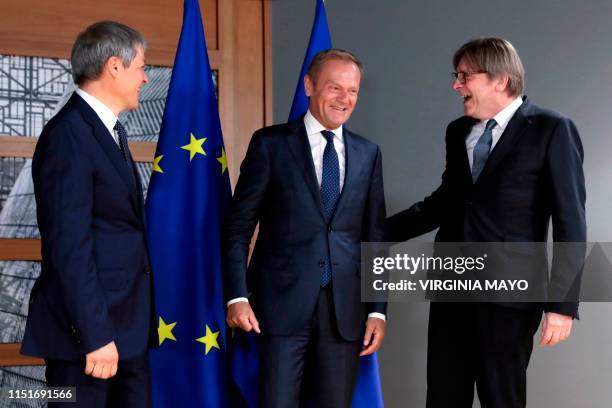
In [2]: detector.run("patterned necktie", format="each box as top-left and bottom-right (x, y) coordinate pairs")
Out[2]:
(114, 120), (132, 164)
(471, 119), (497, 182)
(320, 130), (340, 286)
(114, 120), (138, 191)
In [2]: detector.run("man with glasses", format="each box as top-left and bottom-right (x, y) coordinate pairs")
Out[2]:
(388, 38), (586, 407)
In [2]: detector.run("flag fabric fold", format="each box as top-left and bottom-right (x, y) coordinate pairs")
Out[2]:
(146, 0), (231, 406)
(288, 0), (332, 121)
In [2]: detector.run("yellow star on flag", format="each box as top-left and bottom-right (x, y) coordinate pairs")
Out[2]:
(158, 316), (177, 346)
(217, 148), (228, 174)
(181, 133), (207, 161)
(196, 325), (220, 355)
(152, 155), (164, 173)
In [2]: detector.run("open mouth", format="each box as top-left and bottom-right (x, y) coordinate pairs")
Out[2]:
(462, 95), (472, 103)
(331, 105), (347, 112)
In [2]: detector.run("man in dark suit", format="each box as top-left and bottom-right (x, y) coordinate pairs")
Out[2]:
(224, 49), (387, 407)
(388, 38), (586, 408)
(21, 21), (155, 408)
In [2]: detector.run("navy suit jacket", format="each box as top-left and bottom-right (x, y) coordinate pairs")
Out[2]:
(224, 120), (387, 341)
(388, 98), (586, 317)
(21, 93), (155, 360)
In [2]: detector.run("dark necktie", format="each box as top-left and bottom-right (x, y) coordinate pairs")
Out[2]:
(471, 119), (497, 182)
(114, 120), (139, 194)
(114, 120), (132, 164)
(320, 130), (340, 286)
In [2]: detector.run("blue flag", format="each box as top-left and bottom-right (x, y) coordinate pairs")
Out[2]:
(232, 1), (384, 407)
(146, 0), (231, 407)
(352, 353), (384, 407)
(288, 0), (332, 121)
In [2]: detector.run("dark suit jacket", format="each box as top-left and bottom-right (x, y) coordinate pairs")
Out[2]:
(224, 120), (387, 341)
(21, 93), (155, 360)
(388, 98), (586, 317)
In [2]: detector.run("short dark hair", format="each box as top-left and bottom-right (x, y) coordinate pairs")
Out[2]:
(306, 48), (363, 84)
(453, 37), (525, 97)
(70, 21), (147, 85)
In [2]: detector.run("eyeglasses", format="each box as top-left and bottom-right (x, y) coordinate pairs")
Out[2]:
(451, 70), (487, 84)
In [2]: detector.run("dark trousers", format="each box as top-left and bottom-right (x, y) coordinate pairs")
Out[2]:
(426, 302), (542, 408)
(259, 285), (362, 408)
(45, 353), (151, 408)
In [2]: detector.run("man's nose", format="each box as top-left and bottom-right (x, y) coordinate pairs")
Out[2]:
(452, 78), (462, 91)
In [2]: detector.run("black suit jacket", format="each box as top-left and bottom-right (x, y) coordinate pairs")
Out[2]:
(21, 93), (155, 360)
(224, 120), (387, 341)
(388, 98), (586, 316)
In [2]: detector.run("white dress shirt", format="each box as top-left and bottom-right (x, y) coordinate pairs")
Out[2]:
(229, 111), (386, 322)
(303, 110), (346, 189)
(75, 87), (121, 146)
(465, 96), (523, 169)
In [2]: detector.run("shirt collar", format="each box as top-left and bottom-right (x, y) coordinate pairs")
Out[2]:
(75, 87), (119, 137)
(304, 110), (343, 140)
(487, 96), (523, 132)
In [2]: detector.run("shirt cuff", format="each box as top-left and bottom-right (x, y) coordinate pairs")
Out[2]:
(227, 297), (249, 307)
(368, 312), (386, 322)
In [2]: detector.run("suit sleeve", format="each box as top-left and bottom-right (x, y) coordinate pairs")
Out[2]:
(363, 147), (388, 315)
(35, 121), (115, 354)
(545, 117), (587, 318)
(224, 130), (270, 301)
(386, 124), (456, 241)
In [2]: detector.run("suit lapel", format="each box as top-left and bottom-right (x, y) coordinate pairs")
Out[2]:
(71, 93), (140, 209)
(331, 128), (360, 220)
(476, 100), (531, 183)
(131, 160), (146, 220)
(283, 120), (326, 219)
(456, 117), (477, 185)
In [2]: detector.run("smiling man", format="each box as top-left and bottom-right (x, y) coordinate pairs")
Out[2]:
(387, 38), (586, 407)
(225, 49), (387, 407)
(21, 21), (155, 408)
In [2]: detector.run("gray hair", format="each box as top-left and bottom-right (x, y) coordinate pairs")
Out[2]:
(71, 21), (147, 85)
(453, 37), (525, 97)
(306, 48), (363, 84)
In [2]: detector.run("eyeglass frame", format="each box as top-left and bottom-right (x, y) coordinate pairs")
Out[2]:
(451, 70), (487, 84)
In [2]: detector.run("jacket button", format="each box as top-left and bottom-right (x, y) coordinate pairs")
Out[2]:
(144, 265), (151, 274)
(327, 226), (332, 232)
(318, 260), (325, 268)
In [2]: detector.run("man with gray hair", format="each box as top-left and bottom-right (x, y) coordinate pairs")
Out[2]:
(225, 48), (387, 407)
(21, 21), (155, 408)
(388, 37), (586, 407)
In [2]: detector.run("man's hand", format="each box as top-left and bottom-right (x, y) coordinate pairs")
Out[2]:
(539, 312), (573, 346)
(227, 302), (261, 334)
(360, 317), (386, 356)
(84, 341), (118, 379)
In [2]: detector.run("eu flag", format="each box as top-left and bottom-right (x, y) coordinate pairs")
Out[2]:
(146, 0), (231, 407)
(288, 0), (332, 121)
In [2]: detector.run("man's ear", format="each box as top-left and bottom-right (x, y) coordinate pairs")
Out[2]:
(105, 56), (123, 79)
(304, 74), (314, 97)
(495, 74), (510, 93)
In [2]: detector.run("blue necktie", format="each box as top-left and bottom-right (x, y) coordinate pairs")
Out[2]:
(471, 119), (497, 182)
(320, 130), (340, 286)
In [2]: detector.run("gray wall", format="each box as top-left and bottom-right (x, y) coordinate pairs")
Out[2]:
(273, 1), (612, 407)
